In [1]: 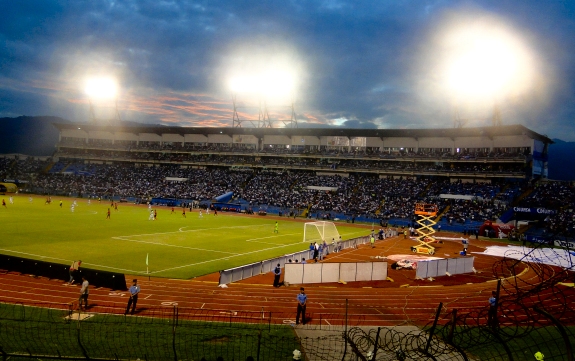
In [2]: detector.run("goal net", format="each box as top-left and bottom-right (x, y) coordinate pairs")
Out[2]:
(303, 221), (340, 243)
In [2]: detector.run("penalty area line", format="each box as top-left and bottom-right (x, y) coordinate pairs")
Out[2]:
(115, 223), (272, 239)
(148, 241), (304, 274)
(245, 233), (299, 244)
(111, 237), (238, 255)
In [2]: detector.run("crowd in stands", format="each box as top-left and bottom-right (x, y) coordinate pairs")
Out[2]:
(1, 155), (573, 238)
(55, 147), (526, 175)
(57, 139), (528, 160)
(0, 157), (51, 181)
(517, 182), (575, 237)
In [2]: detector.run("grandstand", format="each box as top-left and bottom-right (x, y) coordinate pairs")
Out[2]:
(2, 122), (572, 242)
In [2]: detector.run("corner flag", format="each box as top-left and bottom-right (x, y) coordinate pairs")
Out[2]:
(146, 253), (149, 266)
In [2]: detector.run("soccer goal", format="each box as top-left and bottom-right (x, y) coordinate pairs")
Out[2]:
(303, 221), (340, 243)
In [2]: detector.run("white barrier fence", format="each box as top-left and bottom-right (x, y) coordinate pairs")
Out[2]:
(415, 257), (475, 279)
(284, 262), (388, 285)
(218, 236), (371, 285)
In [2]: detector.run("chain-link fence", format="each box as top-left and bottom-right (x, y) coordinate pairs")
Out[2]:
(1, 241), (574, 360)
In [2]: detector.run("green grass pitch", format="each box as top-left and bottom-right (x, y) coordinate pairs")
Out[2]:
(0, 195), (368, 279)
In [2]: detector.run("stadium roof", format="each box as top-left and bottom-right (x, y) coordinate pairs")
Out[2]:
(53, 123), (553, 144)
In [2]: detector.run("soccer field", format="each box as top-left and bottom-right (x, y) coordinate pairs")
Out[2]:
(0, 195), (368, 279)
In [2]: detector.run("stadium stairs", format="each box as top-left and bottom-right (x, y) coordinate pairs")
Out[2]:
(60, 162), (73, 173)
(418, 182), (434, 198)
(434, 205), (450, 223)
(301, 203), (312, 218)
(494, 183), (510, 201)
(374, 198), (385, 215)
(42, 161), (56, 174)
(511, 186), (534, 206)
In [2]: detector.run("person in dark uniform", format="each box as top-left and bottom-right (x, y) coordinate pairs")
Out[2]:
(488, 291), (498, 328)
(125, 279), (140, 315)
(273, 264), (282, 287)
(296, 287), (307, 325)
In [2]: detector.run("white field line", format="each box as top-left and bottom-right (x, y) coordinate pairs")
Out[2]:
(149, 240), (304, 274)
(245, 233), (299, 244)
(0, 248), (141, 274)
(111, 236), (239, 255)
(0, 248), (72, 263)
(114, 223), (272, 239)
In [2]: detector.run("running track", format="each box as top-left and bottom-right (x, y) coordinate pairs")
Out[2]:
(0, 236), (545, 327)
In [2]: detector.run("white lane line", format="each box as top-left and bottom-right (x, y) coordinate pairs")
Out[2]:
(110, 237), (239, 255)
(149, 241), (304, 274)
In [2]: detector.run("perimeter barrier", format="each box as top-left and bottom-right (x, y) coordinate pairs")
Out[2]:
(284, 261), (388, 284)
(218, 236), (371, 284)
(0, 254), (127, 291)
(415, 256), (475, 279)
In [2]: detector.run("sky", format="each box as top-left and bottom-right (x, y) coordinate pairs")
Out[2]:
(1, 1), (575, 140)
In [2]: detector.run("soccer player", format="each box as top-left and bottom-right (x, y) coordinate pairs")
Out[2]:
(153, 209), (157, 221)
(60, 200), (63, 208)
(274, 221), (279, 233)
(182, 208), (187, 218)
(9, 196), (13, 204)
(28, 196), (33, 203)
(148, 209), (154, 221)
(106, 208), (111, 219)
(198, 210), (203, 218)
(2, 199), (6, 208)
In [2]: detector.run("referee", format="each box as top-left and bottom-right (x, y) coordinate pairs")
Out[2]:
(125, 279), (140, 315)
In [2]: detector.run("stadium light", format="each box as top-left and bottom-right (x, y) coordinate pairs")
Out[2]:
(439, 20), (535, 102)
(84, 77), (118, 100)
(228, 68), (296, 100)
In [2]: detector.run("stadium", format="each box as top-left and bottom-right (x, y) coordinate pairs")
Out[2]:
(1, 121), (574, 360)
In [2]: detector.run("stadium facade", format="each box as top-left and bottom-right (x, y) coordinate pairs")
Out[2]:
(54, 123), (552, 180)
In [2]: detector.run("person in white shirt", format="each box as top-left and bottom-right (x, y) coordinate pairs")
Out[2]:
(79, 277), (89, 310)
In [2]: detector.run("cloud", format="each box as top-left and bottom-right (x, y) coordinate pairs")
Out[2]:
(0, 1), (574, 140)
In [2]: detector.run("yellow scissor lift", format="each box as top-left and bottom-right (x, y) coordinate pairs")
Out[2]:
(411, 203), (439, 255)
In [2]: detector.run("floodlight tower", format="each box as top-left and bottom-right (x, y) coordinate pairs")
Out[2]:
(229, 69), (298, 128)
(232, 96), (297, 128)
(232, 94), (258, 128)
(88, 99), (122, 125)
(258, 100), (297, 128)
(84, 77), (121, 125)
(492, 103), (502, 127)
